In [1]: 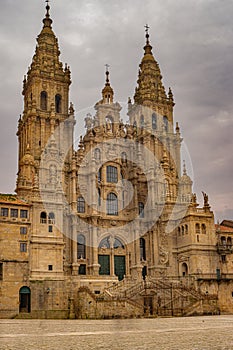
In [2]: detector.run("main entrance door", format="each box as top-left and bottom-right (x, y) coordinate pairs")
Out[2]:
(114, 255), (126, 281)
(98, 255), (110, 275)
(19, 286), (31, 313)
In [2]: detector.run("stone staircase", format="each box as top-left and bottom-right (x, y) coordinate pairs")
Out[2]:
(102, 276), (219, 317)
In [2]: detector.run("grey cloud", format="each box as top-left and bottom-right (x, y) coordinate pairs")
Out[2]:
(0, 0), (232, 219)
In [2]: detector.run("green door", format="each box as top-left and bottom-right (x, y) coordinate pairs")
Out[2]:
(114, 255), (126, 281)
(98, 255), (110, 275)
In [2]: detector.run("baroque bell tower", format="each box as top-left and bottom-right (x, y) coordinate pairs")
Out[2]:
(16, 2), (74, 198)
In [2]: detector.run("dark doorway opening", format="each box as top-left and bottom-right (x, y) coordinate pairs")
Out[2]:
(19, 286), (31, 313)
(144, 296), (153, 315)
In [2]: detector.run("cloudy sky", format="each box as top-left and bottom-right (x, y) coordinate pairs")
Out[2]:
(0, 0), (232, 221)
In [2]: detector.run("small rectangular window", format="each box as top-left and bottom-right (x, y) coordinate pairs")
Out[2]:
(1, 208), (8, 217)
(20, 243), (27, 252)
(221, 255), (226, 263)
(20, 210), (28, 219)
(0, 263), (3, 280)
(11, 209), (18, 218)
(20, 227), (27, 235)
(77, 197), (85, 213)
(48, 265), (53, 271)
(78, 264), (86, 275)
(48, 225), (53, 233)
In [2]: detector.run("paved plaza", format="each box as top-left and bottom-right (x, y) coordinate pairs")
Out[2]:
(0, 315), (232, 350)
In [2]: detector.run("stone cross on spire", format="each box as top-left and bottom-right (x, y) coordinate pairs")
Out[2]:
(144, 24), (150, 34)
(144, 24), (150, 44)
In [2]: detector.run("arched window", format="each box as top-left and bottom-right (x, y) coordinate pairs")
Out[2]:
(55, 94), (62, 113)
(163, 116), (168, 132)
(195, 223), (200, 234)
(107, 192), (118, 216)
(99, 237), (110, 249)
(40, 211), (47, 224)
(185, 224), (188, 234)
(77, 234), (86, 259)
(139, 202), (144, 218)
(94, 148), (101, 160)
(181, 263), (188, 277)
(140, 237), (146, 261)
(140, 115), (145, 129)
(178, 227), (181, 236)
(77, 197), (85, 213)
(106, 165), (118, 183)
(227, 237), (232, 247)
(48, 212), (55, 224)
(221, 236), (226, 246)
(152, 113), (157, 130)
(40, 91), (47, 110)
(201, 224), (206, 234)
(114, 238), (124, 249)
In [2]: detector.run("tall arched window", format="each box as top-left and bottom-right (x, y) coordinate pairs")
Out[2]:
(40, 211), (47, 224)
(107, 192), (118, 216)
(77, 197), (85, 213)
(140, 115), (145, 129)
(140, 237), (146, 261)
(106, 165), (118, 183)
(77, 234), (86, 259)
(152, 113), (157, 130)
(195, 223), (200, 234)
(40, 91), (47, 110)
(201, 224), (206, 234)
(55, 94), (62, 113)
(163, 116), (168, 132)
(139, 202), (144, 218)
(48, 212), (55, 224)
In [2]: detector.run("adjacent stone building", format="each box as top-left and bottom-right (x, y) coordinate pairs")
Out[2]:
(0, 3), (233, 319)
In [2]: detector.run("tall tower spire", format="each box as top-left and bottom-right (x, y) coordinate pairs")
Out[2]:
(16, 2), (74, 197)
(134, 25), (167, 107)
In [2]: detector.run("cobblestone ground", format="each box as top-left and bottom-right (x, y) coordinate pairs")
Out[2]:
(0, 316), (233, 350)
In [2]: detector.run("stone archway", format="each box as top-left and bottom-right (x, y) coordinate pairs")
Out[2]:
(19, 286), (31, 313)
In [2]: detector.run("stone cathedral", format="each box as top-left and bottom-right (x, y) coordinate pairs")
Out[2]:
(1, 4), (233, 319)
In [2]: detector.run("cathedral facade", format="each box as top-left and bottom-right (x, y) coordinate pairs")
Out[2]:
(0, 4), (233, 319)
